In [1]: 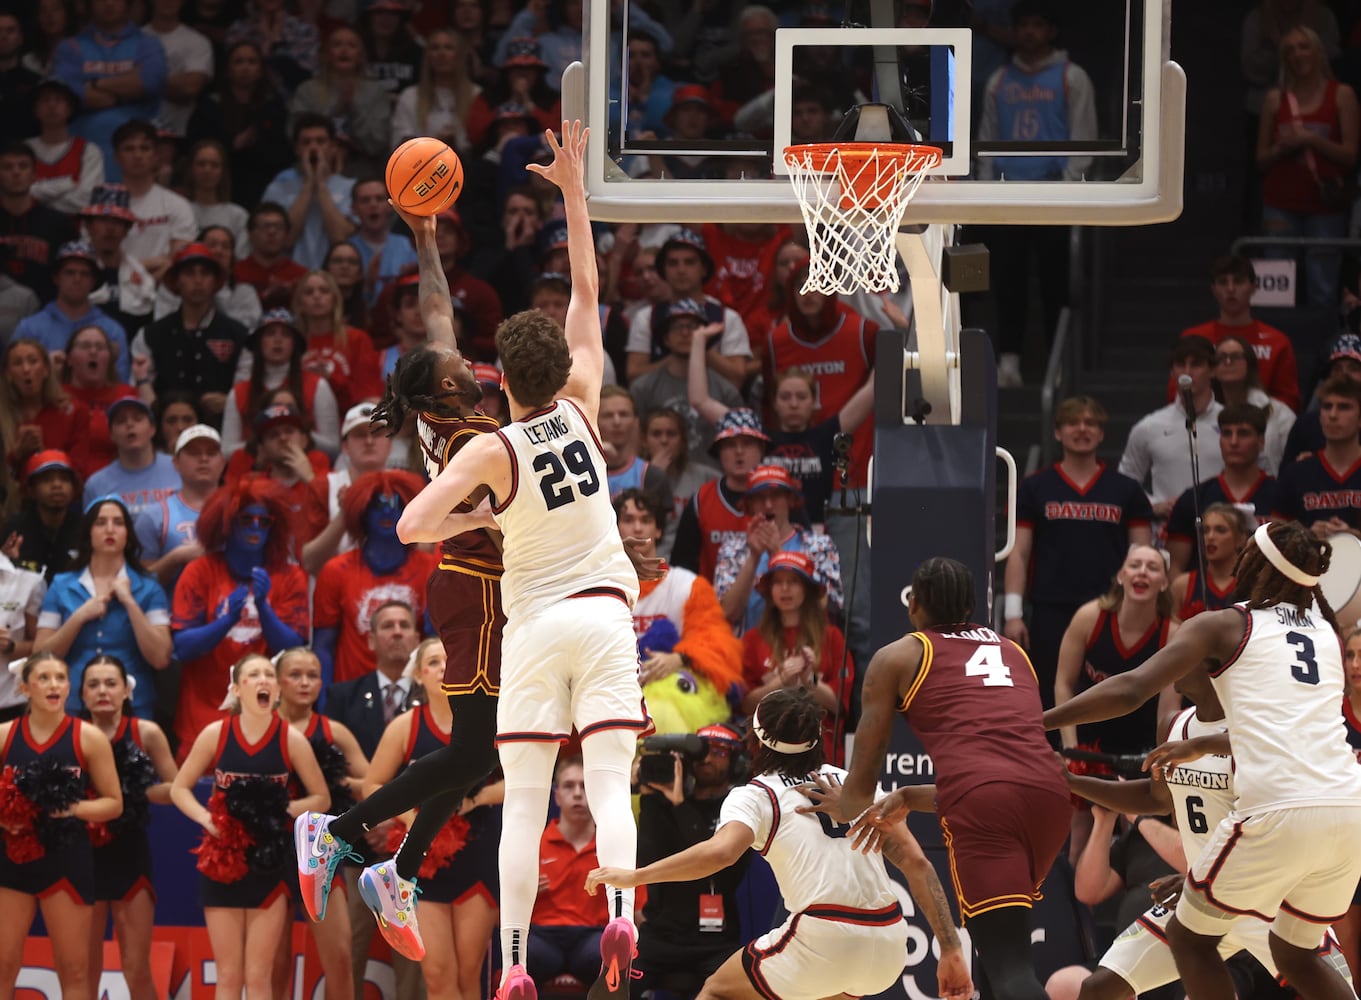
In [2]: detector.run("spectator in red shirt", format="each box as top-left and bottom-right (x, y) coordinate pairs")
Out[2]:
(2, 337), (88, 484)
(528, 756), (610, 989)
(700, 220), (792, 325)
(1176, 255), (1301, 411)
(292, 269), (384, 413)
(434, 207), (503, 361)
(170, 478), (308, 754)
(312, 470), (438, 687)
(233, 202), (308, 300)
(228, 401), (330, 555)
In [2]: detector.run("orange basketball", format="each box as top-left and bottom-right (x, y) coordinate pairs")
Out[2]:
(385, 137), (463, 215)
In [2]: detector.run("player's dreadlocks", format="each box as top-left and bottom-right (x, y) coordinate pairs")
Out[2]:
(1234, 521), (1341, 634)
(910, 557), (976, 628)
(750, 688), (826, 781)
(371, 347), (469, 437)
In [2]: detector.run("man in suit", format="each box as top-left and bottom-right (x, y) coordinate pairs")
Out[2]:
(320, 598), (422, 995)
(323, 600), (420, 758)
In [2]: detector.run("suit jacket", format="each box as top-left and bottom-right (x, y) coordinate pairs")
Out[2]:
(324, 673), (414, 759)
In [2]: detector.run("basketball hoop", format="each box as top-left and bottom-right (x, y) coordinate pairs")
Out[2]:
(783, 142), (942, 294)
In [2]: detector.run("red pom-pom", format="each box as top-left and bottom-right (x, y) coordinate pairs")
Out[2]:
(88, 821), (114, 848)
(0, 766), (43, 863)
(382, 813), (470, 878)
(193, 791), (254, 883)
(422, 815), (470, 876)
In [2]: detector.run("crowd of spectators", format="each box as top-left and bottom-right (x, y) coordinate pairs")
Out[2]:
(5, 0), (1361, 993)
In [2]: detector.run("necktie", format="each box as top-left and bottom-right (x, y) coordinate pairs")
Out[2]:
(383, 683), (402, 723)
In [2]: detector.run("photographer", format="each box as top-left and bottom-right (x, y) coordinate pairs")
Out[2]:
(635, 725), (752, 999)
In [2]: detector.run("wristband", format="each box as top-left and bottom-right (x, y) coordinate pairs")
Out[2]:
(1004, 593), (1024, 620)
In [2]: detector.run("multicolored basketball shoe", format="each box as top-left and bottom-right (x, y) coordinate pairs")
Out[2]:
(588, 916), (638, 1000)
(496, 964), (537, 1000)
(294, 812), (360, 922)
(357, 862), (426, 961)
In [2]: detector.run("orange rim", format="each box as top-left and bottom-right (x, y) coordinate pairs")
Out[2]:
(783, 142), (943, 174)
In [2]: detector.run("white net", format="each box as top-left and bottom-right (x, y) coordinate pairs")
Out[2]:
(783, 143), (941, 294)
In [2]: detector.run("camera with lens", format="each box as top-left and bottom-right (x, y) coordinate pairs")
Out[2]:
(636, 733), (707, 788)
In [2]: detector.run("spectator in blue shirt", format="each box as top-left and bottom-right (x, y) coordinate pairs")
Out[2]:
(348, 178), (417, 306)
(83, 397), (182, 520)
(33, 494), (172, 717)
(260, 114), (357, 270)
(52, 0), (168, 182)
(12, 241), (130, 382)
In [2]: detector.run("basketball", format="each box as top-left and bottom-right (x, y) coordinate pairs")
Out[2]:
(385, 137), (463, 215)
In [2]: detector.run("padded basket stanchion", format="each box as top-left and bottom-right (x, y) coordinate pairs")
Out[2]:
(783, 142), (942, 294)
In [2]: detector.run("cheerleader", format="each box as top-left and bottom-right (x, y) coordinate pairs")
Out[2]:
(363, 639), (502, 1000)
(78, 655), (176, 1000)
(1169, 503), (1254, 623)
(275, 647), (365, 1000)
(171, 653), (328, 1000)
(0, 651), (121, 1000)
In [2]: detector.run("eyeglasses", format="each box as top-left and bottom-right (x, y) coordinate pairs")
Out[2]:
(705, 744), (732, 758)
(1215, 351), (1246, 363)
(235, 513), (275, 528)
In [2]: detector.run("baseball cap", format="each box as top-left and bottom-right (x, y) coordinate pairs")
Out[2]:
(744, 464), (802, 498)
(255, 403), (305, 435)
(499, 37), (548, 70)
(708, 408), (769, 457)
(756, 550), (824, 596)
(1329, 333), (1361, 368)
(658, 227), (714, 281)
(472, 363), (503, 388)
(107, 396), (154, 421)
(22, 450), (75, 482)
(174, 424), (222, 456)
(341, 403), (377, 438)
(697, 723), (743, 747)
(666, 298), (707, 324)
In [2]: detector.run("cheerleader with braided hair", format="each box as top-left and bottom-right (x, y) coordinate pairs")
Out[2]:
(586, 687), (971, 1000)
(1048, 521), (1361, 1000)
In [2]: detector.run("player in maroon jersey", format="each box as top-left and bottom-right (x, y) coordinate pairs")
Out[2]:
(827, 557), (1072, 1000)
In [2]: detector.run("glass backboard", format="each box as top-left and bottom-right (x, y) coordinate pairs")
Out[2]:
(563, 0), (1183, 225)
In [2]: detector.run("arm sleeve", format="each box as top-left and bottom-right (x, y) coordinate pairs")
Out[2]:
(669, 498), (703, 573)
(718, 309), (752, 358)
(134, 507), (165, 562)
(312, 562), (342, 629)
(1117, 419), (1152, 493)
(1164, 489), (1195, 542)
(716, 784), (769, 850)
(1062, 63), (1098, 181)
(310, 379), (341, 458)
(137, 33), (169, 97)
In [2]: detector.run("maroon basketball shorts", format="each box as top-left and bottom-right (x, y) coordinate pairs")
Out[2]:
(939, 782), (1073, 921)
(426, 565), (505, 697)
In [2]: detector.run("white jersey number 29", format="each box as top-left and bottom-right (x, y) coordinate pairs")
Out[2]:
(964, 645), (1014, 687)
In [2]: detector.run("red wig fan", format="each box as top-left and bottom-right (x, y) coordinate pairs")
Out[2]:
(340, 470), (426, 541)
(196, 478), (295, 571)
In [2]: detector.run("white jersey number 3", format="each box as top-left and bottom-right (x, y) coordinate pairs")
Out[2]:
(964, 645), (1014, 687)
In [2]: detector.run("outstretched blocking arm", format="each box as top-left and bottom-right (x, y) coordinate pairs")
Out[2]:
(529, 121), (605, 420)
(391, 200), (462, 351)
(1043, 608), (1244, 733)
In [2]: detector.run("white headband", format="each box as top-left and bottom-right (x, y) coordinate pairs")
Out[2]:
(753, 706), (819, 755)
(1254, 523), (1320, 587)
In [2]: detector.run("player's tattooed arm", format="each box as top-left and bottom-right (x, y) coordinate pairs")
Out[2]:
(881, 824), (962, 952)
(389, 198), (461, 351)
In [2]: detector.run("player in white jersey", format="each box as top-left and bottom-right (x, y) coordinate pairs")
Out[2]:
(584, 688), (974, 1000)
(1045, 521), (1361, 1000)
(1067, 663), (1342, 1000)
(398, 121), (647, 1000)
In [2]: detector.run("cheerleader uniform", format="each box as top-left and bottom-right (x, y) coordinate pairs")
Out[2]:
(0, 716), (95, 903)
(1177, 570), (1237, 621)
(1075, 610), (1171, 756)
(94, 717), (156, 903)
(398, 704), (500, 906)
(199, 714), (294, 909)
(293, 714), (352, 902)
